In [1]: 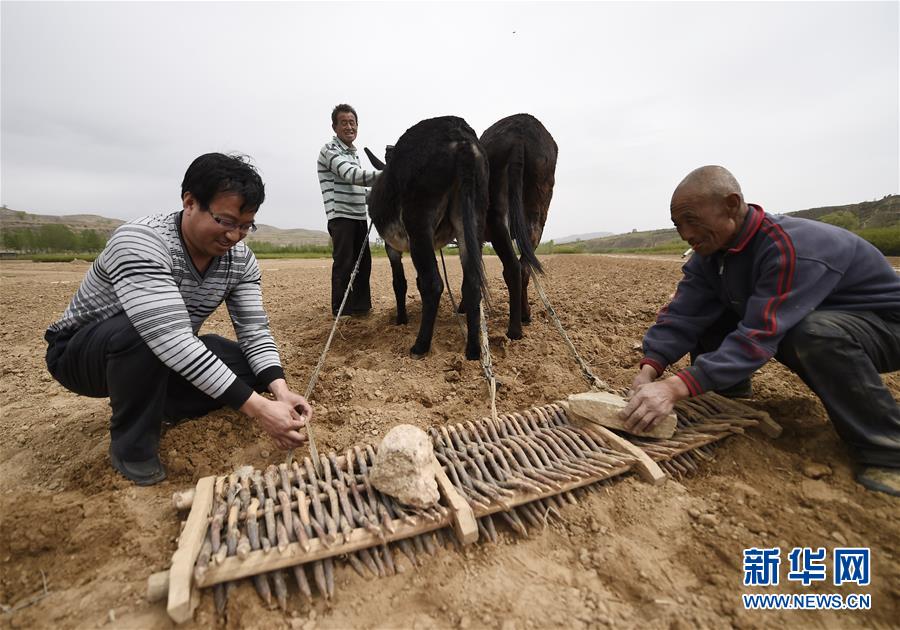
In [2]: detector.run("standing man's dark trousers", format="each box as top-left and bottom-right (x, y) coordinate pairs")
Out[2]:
(327, 217), (372, 316)
(695, 310), (900, 467)
(45, 313), (266, 465)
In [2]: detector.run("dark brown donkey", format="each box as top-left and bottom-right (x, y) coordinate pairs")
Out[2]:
(480, 114), (558, 327)
(365, 116), (490, 360)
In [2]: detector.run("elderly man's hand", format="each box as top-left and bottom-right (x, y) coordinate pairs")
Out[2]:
(620, 377), (689, 434)
(630, 364), (659, 393)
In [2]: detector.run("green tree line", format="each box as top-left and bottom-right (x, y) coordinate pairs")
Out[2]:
(4, 218), (898, 257)
(1, 225), (108, 252)
(248, 241), (333, 255)
(852, 227), (900, 256)
(819, 212), (900, 256)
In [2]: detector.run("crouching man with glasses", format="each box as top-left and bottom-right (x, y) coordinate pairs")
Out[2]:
(44, 153), (311, 485)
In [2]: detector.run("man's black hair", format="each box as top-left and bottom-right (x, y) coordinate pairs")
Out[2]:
(180, 153), (265, 212)
(331, 104), (358, 127)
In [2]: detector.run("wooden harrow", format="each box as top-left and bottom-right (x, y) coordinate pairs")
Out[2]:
(152, 394), (779, 623)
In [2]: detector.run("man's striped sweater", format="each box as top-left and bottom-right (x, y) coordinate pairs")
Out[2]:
(317, 136), (379, 222)
(45, 211), (284, 408)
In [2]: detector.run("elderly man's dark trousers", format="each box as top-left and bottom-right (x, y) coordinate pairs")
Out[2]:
(328, 217), (372, 316)
(45, 313), (265, 463)
(696, 310), (900, 467)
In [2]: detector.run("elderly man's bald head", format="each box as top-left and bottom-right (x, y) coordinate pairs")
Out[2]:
(669, 166), (749, 256)
(673, 165), (743, 206)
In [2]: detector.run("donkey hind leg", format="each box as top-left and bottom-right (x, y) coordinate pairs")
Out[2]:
(408, 237), (443, 358)
(521, 260), (532, 324)
(386, 244), (408, 325)
(488, 217), (523, 340)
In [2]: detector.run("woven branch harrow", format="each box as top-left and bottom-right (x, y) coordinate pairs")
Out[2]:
(154, 394), (779, 623)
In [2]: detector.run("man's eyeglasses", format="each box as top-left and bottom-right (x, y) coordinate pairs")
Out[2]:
(209, 211), (257, 234)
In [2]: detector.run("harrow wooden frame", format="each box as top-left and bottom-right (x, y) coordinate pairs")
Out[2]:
(155, 394), (779, 623)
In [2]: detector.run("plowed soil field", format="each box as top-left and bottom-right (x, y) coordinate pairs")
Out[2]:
(1, 254), (897, 629)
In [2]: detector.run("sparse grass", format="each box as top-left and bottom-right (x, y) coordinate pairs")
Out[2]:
(12, 244), (679, 263)
(18, 253), (99, 263)
(535, 243), (586, 254)
(590, 240), (687, 255)
(254, 251), (332, 259)
(14, 227), (897, 262)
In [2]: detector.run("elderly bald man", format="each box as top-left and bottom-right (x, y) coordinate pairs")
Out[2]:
(622, 166), (900, 496)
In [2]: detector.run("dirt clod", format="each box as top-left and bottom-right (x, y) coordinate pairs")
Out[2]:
(801, 461), (833, 479)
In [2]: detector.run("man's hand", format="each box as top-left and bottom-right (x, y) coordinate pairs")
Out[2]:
(630, 364), (659, 393)
(240, 392), (308, 450)
(620, 376), (689, 434)
(268, 378), (313, 421)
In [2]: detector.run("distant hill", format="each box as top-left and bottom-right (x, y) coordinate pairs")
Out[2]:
(785, 194), (898, 229)
(555, 231), (613, 244)
(570, 194), (899, 254)
(247, 224), (330, 247)
(578, 228), (681, 253)
(0, 206), (330, 248)
(0, 207), (125, 233)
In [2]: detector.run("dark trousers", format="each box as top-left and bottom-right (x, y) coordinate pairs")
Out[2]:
(45, 313), (265, 462)
(697, 310), (900, 467)
(327, 217), (372, 316)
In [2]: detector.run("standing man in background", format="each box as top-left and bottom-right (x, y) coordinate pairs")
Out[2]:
(317, 104), (380, 317)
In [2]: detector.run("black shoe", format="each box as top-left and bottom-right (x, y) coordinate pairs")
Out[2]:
(109, 447), (167, 486)
(715, 379), (753, 399)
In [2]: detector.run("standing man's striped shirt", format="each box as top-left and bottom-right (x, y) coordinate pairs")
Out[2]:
(45, 211), (283, 408)
(317, 136), (379, 221)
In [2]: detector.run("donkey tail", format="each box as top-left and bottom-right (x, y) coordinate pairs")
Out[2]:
(457, 142), (490, 305)
(507, 141), (543, 274)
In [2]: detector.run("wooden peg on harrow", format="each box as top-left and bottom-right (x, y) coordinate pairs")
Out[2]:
(581, 424), (667, 485)
(433, 461), (478, 545)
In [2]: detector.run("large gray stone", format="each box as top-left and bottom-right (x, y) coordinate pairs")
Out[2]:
(370, 424), (439, 508)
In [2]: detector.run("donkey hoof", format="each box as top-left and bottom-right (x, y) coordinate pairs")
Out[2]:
(396, 315), (409, 325)
(506, 328), (523, 341)
(465, 348), (481, 361)
(409, 345), (429, 359)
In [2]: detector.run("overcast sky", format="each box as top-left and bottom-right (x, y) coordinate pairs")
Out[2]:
(2, 1), (897, 240)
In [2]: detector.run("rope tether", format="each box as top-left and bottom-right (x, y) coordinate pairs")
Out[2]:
(439, 248), (499, 423)
(529, 270), (617, 394)
(287, 219), (375, 472)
